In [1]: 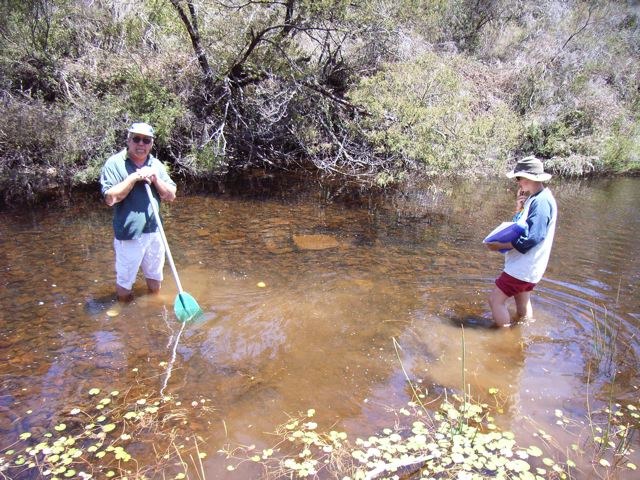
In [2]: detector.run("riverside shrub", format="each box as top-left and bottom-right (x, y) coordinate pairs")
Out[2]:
(350, 51), (521, 175)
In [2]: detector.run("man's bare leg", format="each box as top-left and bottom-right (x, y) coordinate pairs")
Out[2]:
(116, 284), (133, 302)
(146, 278), (161, 294)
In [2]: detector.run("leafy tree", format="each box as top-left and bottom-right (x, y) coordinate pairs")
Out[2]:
(0, 0), (639, 204)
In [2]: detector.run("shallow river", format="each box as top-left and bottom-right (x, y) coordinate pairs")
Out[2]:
(1, 175), (639, 478)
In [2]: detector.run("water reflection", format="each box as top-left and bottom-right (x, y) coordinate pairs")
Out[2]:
(0, 177), (639, 476)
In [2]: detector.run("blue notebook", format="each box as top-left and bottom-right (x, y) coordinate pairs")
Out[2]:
(483, 222), (525, 253)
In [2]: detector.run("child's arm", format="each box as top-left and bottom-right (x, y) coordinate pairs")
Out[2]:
(512, 197), (552, 253)
(485, 240), (513, 251)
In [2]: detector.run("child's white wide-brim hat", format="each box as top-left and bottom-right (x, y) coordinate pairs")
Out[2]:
(506, 156), (552, 182)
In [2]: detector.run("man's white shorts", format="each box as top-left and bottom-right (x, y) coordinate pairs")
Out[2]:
(114, 232), (165, 290)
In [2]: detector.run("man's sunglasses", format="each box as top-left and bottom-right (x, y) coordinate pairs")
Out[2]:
(131, 136), (152, 145)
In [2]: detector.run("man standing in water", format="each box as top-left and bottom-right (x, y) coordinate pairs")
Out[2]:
(100, 122), (177, 302)
(485, 156), (557, 327)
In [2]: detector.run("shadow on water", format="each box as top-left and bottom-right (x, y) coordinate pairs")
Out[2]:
(0, 175), (639, 477)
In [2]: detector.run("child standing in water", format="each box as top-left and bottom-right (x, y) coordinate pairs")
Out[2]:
(485, 156), (558, 327)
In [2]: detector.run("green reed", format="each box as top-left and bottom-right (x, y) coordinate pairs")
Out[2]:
(590, 305), (620, 375)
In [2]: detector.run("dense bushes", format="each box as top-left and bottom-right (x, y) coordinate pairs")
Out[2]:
(350, 52), (522, 177)
(478, 1), (640, 175)
(0, 0), (638, 205)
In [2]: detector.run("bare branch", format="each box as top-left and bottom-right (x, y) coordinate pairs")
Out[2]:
(549, 5), (593, 65)
(168, 0), (215, 91)
(300, 79), (368, 116)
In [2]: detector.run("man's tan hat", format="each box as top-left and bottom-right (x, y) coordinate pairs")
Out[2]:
(127, 122), (155, 138)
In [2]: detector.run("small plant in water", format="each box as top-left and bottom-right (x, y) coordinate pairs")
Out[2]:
(0, 382), (212, 479)
(581, 396), (639, 474)
(221, 390), (639, 479)
(590, 305), (620, 376)
(220, 333), (639, 479)
(221, 392), (573, 479)
(221, 378), (640, 480)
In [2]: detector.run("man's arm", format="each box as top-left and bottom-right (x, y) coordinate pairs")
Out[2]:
(104, 171), (147, 206)
(104, 164), (176, 206)
(141, 163), (176, 202)
(152, 175), (176, 202)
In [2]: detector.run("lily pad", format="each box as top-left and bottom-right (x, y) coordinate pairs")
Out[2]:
(102, 424), (116, 433)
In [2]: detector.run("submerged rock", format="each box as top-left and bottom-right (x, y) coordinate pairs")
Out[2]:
(292, 234), (339, 250)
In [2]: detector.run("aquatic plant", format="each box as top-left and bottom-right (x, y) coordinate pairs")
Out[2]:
(220, 391), (639, 480)
(1, 333), (637, 479)
(590, 304), (620, 376)
(0, 378), (212, 480)
(220, 332), (638, 479)
(221, 394), (555, 479)
(582, 381), (639, 475)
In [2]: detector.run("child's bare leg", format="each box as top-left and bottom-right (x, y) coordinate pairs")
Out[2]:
(489, 286), (512, 327)
(514, 291), (533, 320)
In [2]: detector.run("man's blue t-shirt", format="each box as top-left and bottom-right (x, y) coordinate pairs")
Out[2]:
(99, 149), (176, 240)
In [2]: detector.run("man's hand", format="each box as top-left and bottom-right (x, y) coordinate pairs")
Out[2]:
(135, 166), (157, 184)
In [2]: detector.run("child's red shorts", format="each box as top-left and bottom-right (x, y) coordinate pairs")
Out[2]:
(495, 271), (536, 297)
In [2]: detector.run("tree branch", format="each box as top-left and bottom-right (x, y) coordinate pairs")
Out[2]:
(301, 79), (368, 116)
(550, 5), (593, 64)
(168, 0), (215, 92)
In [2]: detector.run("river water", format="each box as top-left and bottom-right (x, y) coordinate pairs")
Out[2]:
(0, 175), (638, 478)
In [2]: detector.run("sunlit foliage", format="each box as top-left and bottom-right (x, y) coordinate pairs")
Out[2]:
(350, 52), (521, 175)
(0, 0), (638, 204)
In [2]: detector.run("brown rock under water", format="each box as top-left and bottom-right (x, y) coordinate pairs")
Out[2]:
(292, 234), (339, 250)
